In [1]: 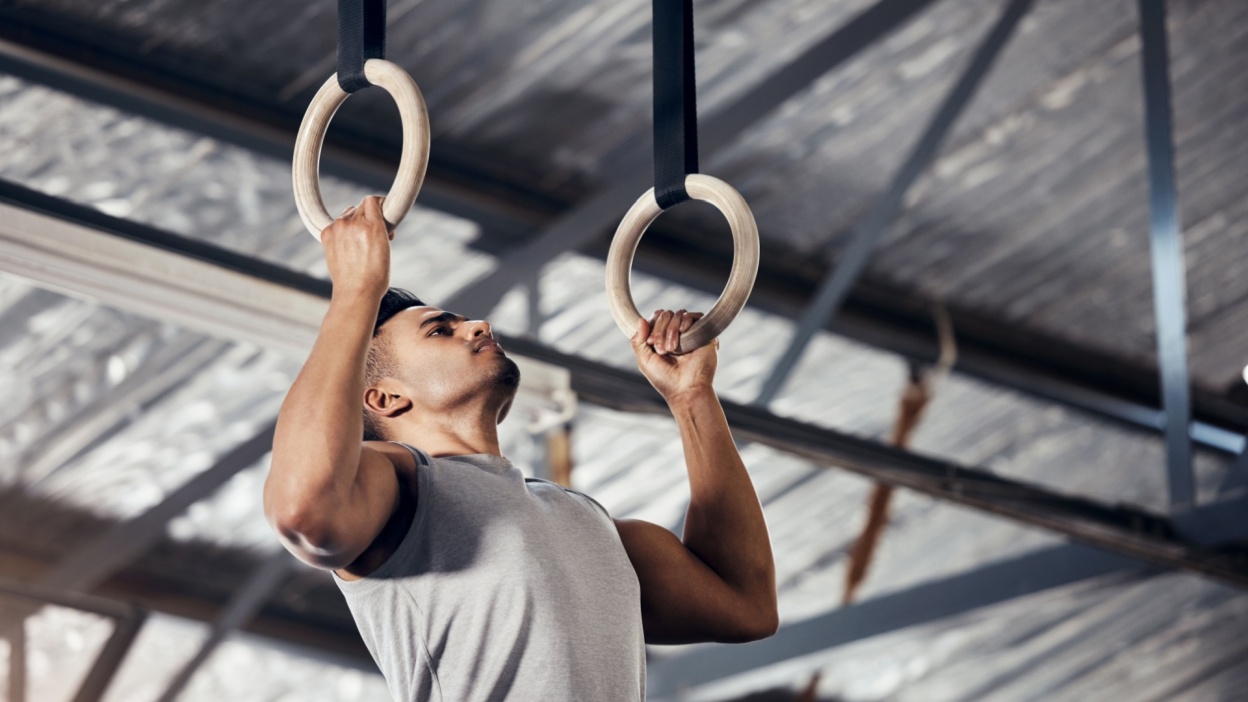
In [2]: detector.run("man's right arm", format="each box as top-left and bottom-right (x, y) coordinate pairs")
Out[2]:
(262, 196), (401, 569)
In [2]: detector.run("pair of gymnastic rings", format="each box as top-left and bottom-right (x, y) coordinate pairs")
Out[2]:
(291, 5), (758, 355)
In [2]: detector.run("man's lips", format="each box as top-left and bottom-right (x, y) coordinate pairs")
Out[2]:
(474, 339), (502, 353)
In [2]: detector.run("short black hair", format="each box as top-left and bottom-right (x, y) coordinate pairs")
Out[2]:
(363, 288), (427, 441)
(373, 287), (426, 337)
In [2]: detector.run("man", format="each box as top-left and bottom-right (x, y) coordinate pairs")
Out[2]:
(263, 195), (777, 701)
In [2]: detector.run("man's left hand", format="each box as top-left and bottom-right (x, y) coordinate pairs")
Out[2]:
(630, 309), (718, 403)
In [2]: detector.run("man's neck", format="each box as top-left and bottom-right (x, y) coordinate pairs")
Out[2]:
(391, 415), (503, 458)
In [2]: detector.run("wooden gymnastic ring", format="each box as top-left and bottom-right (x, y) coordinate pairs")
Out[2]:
(292, 59), (430, 240)
(605, 174), (759, 353)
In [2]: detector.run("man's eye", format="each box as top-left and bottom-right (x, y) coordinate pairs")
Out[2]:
(430, 326), (449, 336)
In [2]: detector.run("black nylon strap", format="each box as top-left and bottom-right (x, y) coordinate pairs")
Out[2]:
(653, 0), (699, 209)
(337, 0), (386, 93)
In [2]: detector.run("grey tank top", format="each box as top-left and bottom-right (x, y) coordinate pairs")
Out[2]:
(332, 443), (646, 701)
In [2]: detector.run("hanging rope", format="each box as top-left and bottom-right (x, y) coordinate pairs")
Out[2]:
(796, 671), (821, 702)
(652, 0), (699, 209)
(337, 0), (387, 93)
(842, 302), (956, 605)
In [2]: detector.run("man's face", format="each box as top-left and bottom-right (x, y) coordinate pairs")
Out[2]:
(375, 306), (521, 420)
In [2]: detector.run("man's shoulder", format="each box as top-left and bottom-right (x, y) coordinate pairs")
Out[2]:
(524, 477), (613, 520)
(364, 440), (421, 471)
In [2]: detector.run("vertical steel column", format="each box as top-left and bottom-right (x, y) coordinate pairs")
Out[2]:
(753, 0), (1033, 406)
(7, 620), (25, 702)
(1137, 0), (1194, 511)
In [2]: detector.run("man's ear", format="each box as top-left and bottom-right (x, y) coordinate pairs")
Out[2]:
(364, 380), (414, 419)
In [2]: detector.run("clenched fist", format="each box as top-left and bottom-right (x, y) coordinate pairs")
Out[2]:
(320, 195), (393, 300)
(630, 309), (718, 403)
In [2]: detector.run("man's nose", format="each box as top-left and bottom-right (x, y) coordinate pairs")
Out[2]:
(469, 320), (493, 337)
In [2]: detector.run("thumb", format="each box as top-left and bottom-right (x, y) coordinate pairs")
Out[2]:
(630, 317), (652, 350)
(362, 195), (385, 220)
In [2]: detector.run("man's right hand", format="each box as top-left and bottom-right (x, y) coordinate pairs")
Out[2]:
(320, 195), (392, 299)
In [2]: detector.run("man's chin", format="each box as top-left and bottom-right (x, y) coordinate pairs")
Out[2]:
(494, 356), (521, 389)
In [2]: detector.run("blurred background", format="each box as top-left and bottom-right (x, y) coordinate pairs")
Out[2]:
(0, 0), (1246, 699)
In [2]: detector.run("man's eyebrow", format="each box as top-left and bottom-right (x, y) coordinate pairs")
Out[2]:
(419, 311), (466, 328)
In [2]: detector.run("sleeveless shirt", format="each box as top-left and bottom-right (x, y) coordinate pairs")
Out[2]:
(332, 443), (646, 701)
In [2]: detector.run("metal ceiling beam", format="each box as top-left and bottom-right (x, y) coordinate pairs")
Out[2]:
(37, 424), (277, 593)
(154, 553), (294, 702)
(754, 0), (1033, 406)
(0, 33), (545, 242)
(0, 575), (149, 625)
(19, 336), (228, 488)
(1136, 0), (1194, 512)
(0, 424), (271, 691)
(0, 544), (371, 668)
(0, 0), (940, 255)
(71, 608), (148, 702)
(1, 181), (1247, 586)
(0, 422), (275, 691)
(0, 178), (567, 605)
(519, 330), (1248, 582)
(0, 6), (1243, 455)
(441, 0), (944, 318)
(605, 229), (1247, 455)
(0, 181), (330, 360)
(0, 576), (148, 702)
(100, 568), (371, 670)
(647, 543), (1153, 699)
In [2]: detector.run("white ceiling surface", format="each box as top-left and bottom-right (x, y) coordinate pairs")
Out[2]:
(0, 69), (1243, 701)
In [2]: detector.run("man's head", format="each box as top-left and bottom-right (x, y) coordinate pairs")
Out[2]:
(362, 288), (521, 441)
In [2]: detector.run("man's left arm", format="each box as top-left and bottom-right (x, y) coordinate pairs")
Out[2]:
(616, 310), (778, 645)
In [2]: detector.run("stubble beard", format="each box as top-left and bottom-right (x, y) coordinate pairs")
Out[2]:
(484, 355), (521, 424)
(492, 355), (522, 391)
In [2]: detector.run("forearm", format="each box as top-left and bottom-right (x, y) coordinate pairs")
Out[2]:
(670, 387), (775, 602)
(269, 288), (380, 510)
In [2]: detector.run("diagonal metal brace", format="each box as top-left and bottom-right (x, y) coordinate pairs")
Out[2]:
(754, 0), (1034, 406)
